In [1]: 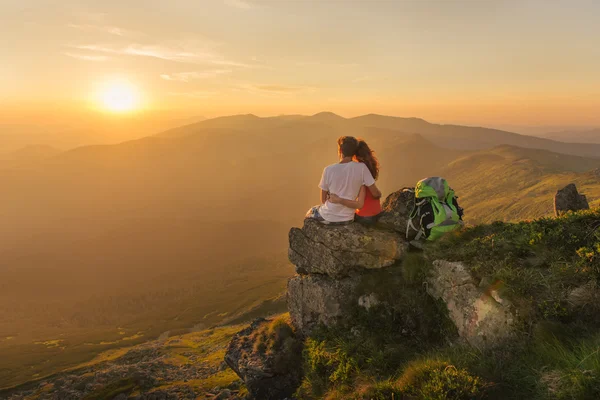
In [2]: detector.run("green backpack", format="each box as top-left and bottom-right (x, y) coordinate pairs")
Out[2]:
(406, 177), (463, 242)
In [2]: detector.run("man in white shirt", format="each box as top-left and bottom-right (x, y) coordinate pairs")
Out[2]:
(307, 136), (381, 224)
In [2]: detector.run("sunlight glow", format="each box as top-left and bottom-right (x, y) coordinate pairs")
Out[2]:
(99, 80), (140, 113)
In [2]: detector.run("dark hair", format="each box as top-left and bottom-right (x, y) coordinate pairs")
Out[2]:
(337, 136), (359, 158)
(354, 139), (379, 180)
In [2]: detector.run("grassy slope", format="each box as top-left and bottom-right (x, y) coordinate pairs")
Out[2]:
(445, 145), (600, 224)
(0, 323), (250, 399)
(0, 250), (291, 389)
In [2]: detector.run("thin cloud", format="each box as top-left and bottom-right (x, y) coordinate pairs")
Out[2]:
(67, 24), (138, 37)
(68, 43), (256, 68)
(62, 52), (109, 62)
(160, 69), (232, 82)
(224, 0), (253, 9)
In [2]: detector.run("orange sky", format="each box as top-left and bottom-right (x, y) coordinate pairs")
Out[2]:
(2, 0), (600, 128)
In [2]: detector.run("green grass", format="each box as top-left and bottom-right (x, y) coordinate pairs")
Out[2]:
(347, 360), (485, 400)
(427, 208), (600, 327)
(83, 378), (136, 400)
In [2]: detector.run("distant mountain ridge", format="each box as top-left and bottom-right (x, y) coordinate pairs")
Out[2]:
(538, 128), (600, 144)
(158, 112), (600, 158)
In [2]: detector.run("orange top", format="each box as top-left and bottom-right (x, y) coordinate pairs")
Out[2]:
(356, 188), (382, 217)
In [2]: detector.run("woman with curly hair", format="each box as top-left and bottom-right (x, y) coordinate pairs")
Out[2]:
(328, 138), (382, 225)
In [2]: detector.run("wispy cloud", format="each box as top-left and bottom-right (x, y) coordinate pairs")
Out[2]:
(62, 52), (109, 62)
(67, 23), (139, 37)
(224, 0), (253, 9)
(68, 43), (256, 68)
(160, 69), (232, 82)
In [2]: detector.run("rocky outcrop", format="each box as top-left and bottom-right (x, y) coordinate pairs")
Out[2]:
(288, 219), (408, 277)
(287, 210), (410, 335)
(287, 187), (522, 346)
(554, 183), (589, 216)
(225, 318), (302, 400)
(426, 260), (515, 348)
(377, 188), (415, 233)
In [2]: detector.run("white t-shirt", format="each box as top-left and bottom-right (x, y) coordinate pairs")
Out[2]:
(318, 161), (376, 222)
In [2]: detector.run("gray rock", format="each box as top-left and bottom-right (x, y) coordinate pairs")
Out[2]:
(224, 318), (302, 400)
(287, 274), (361, 334)
(427, 260), (515, 348)
(377, 188), (415, 233)
(288, 219), (408, 278)
(554, 183), (589, 216)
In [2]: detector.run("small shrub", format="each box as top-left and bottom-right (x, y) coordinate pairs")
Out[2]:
(396, 360), (486, 400)
(248, 315), (302, 374)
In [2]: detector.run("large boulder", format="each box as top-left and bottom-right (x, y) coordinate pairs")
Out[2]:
(287, 274), (361, 334)
(288, 219), (408, 278)
(554, 183), (589, 216)
(225, 318), (303, 400)
(288, 264), (454, 338)
(427, 260), (515, 348)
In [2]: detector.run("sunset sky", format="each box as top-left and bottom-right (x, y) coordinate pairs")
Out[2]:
(2, 0), (600, 127)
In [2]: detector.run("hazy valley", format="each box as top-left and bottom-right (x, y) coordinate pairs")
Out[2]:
(1, 113), (599, 390)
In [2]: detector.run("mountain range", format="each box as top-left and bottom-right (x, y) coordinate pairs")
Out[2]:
(1, 112), (599, 389)
(537, 128), (600, 144)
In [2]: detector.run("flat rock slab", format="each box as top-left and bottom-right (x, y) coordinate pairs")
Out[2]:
(288, 219), (408, 278)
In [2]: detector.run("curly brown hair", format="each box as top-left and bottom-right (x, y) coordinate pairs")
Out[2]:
(354, 139), (379, 180)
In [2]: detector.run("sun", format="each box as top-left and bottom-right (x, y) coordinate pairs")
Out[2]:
(99, 80), (140, 113)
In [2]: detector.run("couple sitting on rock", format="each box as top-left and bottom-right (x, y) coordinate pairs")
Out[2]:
(306, 136), (382, 225)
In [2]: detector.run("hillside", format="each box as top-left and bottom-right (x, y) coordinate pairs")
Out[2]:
(444, 145), (600, 223)
(1, 113), (600, 389)
(0, 322), (250, 399)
